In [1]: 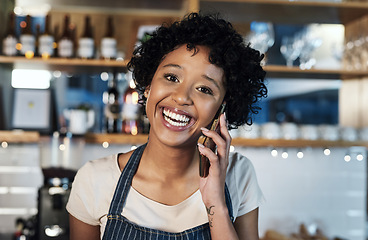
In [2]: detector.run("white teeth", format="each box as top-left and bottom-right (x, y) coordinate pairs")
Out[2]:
(163, 108), (190, 127)
(164, 116), (187, 127)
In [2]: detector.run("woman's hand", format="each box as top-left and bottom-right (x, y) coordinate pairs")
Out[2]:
(198, 113), (231, 212)
(198, 113), (239, 239)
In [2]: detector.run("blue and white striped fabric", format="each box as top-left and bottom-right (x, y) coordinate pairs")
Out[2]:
(103, 143), (233, 240)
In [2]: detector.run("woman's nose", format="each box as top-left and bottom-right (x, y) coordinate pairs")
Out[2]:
(171, 85), (193, 106)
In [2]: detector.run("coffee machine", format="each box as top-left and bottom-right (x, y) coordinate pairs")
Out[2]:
(37, 168), (76, 240)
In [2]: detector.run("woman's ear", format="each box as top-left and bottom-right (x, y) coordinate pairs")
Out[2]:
(144, 87), (150, 98)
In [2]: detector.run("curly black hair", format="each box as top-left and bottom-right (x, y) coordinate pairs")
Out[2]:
(128, 12), (267, 129)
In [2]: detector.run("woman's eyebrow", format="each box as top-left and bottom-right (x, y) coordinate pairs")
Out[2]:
(202, 74), (221, 90)
(163, 63), (182, 69)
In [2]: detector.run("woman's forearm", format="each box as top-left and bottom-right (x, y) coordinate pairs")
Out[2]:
(208, 204), (239, 240)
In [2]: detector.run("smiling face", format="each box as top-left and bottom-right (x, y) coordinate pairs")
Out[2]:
(145, 45), (226, 147)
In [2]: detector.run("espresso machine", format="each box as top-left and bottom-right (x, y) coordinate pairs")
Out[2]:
(37, 168), (76, 240)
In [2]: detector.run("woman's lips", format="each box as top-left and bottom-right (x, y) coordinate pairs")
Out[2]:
(161, 107), (195, 131)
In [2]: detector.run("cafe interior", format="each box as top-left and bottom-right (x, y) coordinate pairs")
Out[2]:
(0, 0), (367, 239)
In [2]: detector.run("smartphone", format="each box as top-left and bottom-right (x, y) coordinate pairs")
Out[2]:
(198, 103), (226, 177)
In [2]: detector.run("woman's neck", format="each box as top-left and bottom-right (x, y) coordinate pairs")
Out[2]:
(142, 139), (199, 179)
(131, 133), (201, 205)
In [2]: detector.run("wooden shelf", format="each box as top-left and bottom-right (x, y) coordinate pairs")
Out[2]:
(2, 56), (366, 79)
(84, 133), (368, 148)
(85, 133), (149, 145)
(0, 131), (366, 147)
(263, 65), (368, 80)
(200, 0), (368, 24)
(0, 131), (40, 143)
(231, 137), (368, 148)
(0, 56), (128, 73)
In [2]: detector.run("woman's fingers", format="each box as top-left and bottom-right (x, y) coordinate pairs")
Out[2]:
(198, 144), (222, 178)
(217, 113), (231, 166)
(220, 113), (232, 143)
(198, 113), (231, 172)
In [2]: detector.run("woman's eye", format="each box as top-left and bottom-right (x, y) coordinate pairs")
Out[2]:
(164, 74), (179, 83)
(197, 86), (213, 95)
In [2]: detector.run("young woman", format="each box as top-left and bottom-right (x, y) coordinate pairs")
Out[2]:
(67, 12), (267, 240)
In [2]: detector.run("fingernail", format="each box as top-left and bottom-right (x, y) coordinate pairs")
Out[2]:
(197, 142), (205, 148)
(224, 112), (229, 125)
(201, 127), (209, 132)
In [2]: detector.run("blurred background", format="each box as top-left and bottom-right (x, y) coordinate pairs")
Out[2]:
(0, 0), (367, 239)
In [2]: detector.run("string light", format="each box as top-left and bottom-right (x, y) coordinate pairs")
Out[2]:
(356, 154), (364, 161)
(281, 150), (288, 159)
(347, 147), (366, 162)
(102, 141), (109, 149)
(297, 149), (304, 159)
(1, 141), (8, 148)
(323, 148), (331, 156)
(271, 148), (278, 157)
(344, 154), (351, 162)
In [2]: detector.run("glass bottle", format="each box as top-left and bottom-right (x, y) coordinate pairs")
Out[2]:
(100, 16), (117, 59)
(35, 24), (40, 57)
(19, 15), (35, 58)
(122, 74), (141, 135)
(38, 14), (54, 58)
(78, 15), (94, 59)
(2, 12), (17, 56)
(58, 14), (73, 58)
(52, 24), (59, 56)
(103, 74), (121, 133)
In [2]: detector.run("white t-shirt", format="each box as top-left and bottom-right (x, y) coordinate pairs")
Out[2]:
(66, 151), (264, 237)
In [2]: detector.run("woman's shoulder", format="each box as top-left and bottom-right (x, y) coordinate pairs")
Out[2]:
(79, 154), (120, 175)
(228, 151), (264, 191)
(78, 150), (133, 175)
(71, 154), (120, 192)
(227, 151), (254, 173)
(226, 151), (258, 193)
(226, 151), (264, 218)
(67, 153), (124, 225)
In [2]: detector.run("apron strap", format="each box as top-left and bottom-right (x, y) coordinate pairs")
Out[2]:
(224, 183), (234, 222)
(107, 144), (147, 215)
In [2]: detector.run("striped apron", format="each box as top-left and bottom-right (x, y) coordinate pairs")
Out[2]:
(103, 143), (234, 240)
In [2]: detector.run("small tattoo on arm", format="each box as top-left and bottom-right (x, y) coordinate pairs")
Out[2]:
(206, 205), (215, 227)
(206, 206), (215, 215)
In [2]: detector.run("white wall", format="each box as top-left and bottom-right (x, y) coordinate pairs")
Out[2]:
(235, 146), (367, 240)
(0, 144), (42, 234)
